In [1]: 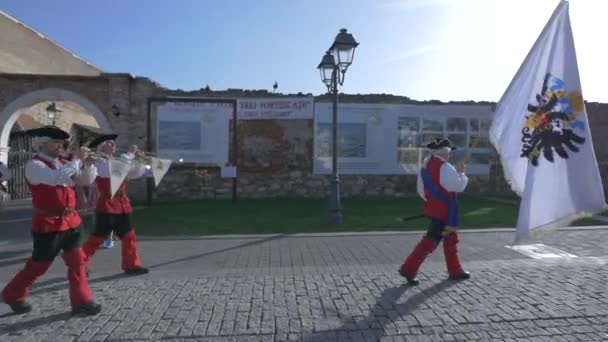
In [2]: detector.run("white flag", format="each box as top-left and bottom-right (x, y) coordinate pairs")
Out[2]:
(490, 0), (606, 243)
(108, 158), (131, 198)
(149, 157), (172, 187)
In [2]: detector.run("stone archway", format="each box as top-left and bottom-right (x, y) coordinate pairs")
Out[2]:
(0, 87), (113, 163)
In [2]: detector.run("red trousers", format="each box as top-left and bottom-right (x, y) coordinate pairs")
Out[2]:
(2, 228), (93, 306)
(400, 218), (465, 278)
(82, 213), (141, 270)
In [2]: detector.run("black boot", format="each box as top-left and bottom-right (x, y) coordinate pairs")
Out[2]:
(124, 266), (149, 275)
(449, 272), (470, 281)
(398, 268), (420, 286)
(9, 301), (32, 314)
(71, 302), (102, 316)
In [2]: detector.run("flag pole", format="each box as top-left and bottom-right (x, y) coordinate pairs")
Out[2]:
(460, 119), (493, 165)
(494, 1), (567, 108)
(461, 0), (567, 167)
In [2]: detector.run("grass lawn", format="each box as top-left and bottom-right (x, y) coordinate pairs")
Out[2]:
(130, 194), (604, 236)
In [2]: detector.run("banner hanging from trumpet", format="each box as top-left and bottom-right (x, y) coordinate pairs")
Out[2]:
(149, 157), (172, 187)
(109, 158), (132, 198)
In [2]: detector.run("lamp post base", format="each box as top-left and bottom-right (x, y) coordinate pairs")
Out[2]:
(327, 177), (342, 225)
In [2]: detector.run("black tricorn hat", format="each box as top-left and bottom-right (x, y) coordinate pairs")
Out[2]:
(25, 125), (70, 140)
(426, 137), (456, 150)
(88, 134), (118, 149)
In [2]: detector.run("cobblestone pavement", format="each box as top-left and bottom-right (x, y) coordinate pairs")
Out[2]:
(0, 228), (608, 341)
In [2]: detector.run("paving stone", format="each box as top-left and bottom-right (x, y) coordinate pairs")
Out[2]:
(1, 229), (608, 340)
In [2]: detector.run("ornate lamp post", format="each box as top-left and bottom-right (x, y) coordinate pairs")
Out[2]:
(317, 28), (359, 224)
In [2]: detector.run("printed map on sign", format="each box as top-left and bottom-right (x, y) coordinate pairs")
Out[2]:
(156, 101), (231, 164)
(158, 121), (201, 150)
(315, 123), (367, 158)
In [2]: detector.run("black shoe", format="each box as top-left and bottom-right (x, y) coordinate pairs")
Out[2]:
(9, 301), (32, 314)
(449, 272), (470, 281)
(398, 268), (420, 286)
(124, 266), (149, 275)
(86, 268), (90, 278)
(71, 302), (102, 316)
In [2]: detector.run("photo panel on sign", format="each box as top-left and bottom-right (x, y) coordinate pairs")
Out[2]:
(156, 101), (231, 165)
(313, 102), (401, 175)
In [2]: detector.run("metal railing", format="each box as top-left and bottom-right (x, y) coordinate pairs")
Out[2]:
(7, 132), (33, 200)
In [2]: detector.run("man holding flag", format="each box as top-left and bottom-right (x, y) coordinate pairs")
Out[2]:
(398, 138), (470, 286)
(490, 0), (606, 243)
(81, 134), (150, 275)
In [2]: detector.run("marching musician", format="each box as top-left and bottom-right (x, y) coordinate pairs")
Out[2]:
(398, 138), (470, 285)
(81, 134), (149, 275)
(60, 142), (96, 243)
(2, 126), (102, 315)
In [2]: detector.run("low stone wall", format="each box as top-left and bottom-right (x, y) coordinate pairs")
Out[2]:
(151, 161), (511, 201)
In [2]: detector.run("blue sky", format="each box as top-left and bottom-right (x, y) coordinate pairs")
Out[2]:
(2, 0), (607, 102)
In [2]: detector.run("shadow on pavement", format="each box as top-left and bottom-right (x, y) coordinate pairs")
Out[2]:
(0, 312), (71, 334)
(147, 234), (288, 269)
(28, 273), (130, 296)
(300, 279), (458, 341)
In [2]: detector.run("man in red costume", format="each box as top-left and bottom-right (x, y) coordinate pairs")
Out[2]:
(2, 126), (102, 315)
(399, 138), (470, 285)
(82, 134), (149, 275)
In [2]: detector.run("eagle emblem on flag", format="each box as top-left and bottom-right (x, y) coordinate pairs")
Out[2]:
(521, 73), (586, 166)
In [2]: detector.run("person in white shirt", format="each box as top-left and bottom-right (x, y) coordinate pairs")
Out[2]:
(398, 138), (470, 285)
(81, 134), (149, 276)
(1, 126), (102, 315)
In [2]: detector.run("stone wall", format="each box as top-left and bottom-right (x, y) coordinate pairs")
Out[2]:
(1, 72), (607, 202)
(155, 158), (510, 200)
(236, 120), (312, 174)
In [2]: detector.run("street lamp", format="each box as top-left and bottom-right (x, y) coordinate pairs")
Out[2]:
(46, 102), (62, 126)
(317, 28), (359, 225)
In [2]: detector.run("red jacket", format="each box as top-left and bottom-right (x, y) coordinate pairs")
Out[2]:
(95, 177), (133, 214)
(28, 156), (81, 233)
(423, 156), (455, 222)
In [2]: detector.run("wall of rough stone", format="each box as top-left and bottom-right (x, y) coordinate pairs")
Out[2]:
(155, 158), (511, 200)
(1, 72), (607, 202)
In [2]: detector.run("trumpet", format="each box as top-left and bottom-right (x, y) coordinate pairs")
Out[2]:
(75, 146), (183, 168)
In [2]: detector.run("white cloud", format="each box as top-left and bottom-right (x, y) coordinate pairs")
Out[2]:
(380, 0), (453, 11)
(383, 44), (444, 64)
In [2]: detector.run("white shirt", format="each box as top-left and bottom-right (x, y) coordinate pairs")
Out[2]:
(95, 153), (148, 180)
(25, 153), (97, 187)
(416, 155), (469, 201)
